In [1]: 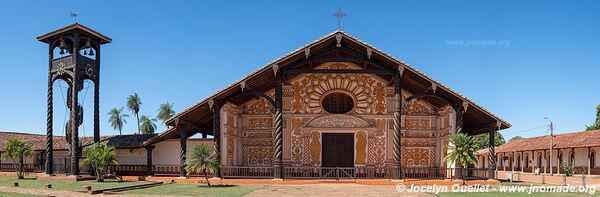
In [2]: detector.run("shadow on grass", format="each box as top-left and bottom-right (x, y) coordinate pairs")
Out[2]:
(195, 184), (238, 188)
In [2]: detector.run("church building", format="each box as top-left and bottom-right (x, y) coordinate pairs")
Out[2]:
(146, 29), (511, 179)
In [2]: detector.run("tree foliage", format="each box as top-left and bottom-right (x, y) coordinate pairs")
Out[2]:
(509, 136), (523, 142)
(471, 132), (505, 150)
(127, 93), (142, 134)
(586, 104), (600, 131)
(140, 115), (157, 134)
(108, 107), (129, 135)
(443, 133), (477, 185)
(157, 102), (175, 126)
(80, 143), (119, 182)
(3, 139), (32, 179)
(185, 143), (221, 186)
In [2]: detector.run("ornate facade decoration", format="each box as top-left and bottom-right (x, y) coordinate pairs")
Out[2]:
(367, 137), (386, 166)
(244, 118), (272, 129)
(309, 131), (321, 165)
(291, 63), (385, 115)
(242, 146), (272, 166)
(291, 81), (304, 113)
(402, 147), (435, 167)
(373, 82), (386, 114)
(230, 62), (447, 169)
(243, 98), (274, 114)
(305, 115), (373, 128)
(403, 101), (436, 115)
(355, 131), (367, 165)
(404, 118), (432, 130)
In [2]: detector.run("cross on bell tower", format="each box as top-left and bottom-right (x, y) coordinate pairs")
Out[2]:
(37, 23), (112, 176)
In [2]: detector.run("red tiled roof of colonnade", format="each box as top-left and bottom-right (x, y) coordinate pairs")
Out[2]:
(477, 129), (600, 155)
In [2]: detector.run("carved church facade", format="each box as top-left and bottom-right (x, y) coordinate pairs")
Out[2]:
(220, 62), (455, 169)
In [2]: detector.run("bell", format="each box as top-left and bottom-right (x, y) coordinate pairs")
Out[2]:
(84, 40), (91, 48)
(59, 48), (65, 55)
(84, 50), (88, 55)
(88, 49), (94, 56)
(59, 39), (67, 49)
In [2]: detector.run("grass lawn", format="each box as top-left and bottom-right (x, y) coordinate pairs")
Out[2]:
(434, 182), (598, 197)
(122, 182), (263, 197)
(0, 174), (148, 192)
(0, 191), (41, 197)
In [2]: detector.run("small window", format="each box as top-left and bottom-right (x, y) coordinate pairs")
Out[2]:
(322, 92), (354, 114)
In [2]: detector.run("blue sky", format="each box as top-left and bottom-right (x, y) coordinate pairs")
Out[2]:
(0, 1), (598, 140)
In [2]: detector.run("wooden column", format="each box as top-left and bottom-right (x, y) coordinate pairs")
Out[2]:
(557, 149), (561, 174)
(588, 147), (592, 175)
(45, 42), (54, 175)
(571, 148), (575, 167)
(488, 129), (496, 166)
(495, 153), (498, 171)
(93, 77), (100, 143)
(178, 124), (188, 177)
(146, 145), (155, 176)
(70, 69), (79, 176)
(273, 72), (284, 179)
(392, 72), (402, 179)
(488, 129), (496, 178)
(212, 101), (222, 178)
(94, 47), (101, 143)
(511, 152), (515, 172)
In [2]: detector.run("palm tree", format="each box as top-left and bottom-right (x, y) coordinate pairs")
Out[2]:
(80, 143), (119, 182)
(157, 102), (175, 126)
(140, 115), (157, 134)
(127, 93), (142, 134)
(108, 107), (129, 135)
(444, 133), (477, 185)
(185, 143), (221, 186)
(3, 139), (32, 179)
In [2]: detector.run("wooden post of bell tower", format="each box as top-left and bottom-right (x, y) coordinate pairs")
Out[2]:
(37, 23), (111, 175)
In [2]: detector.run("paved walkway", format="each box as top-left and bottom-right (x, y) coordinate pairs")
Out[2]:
(245, 184), (433, 197)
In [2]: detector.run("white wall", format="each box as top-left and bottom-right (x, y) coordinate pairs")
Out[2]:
(152, 139), (214, 165)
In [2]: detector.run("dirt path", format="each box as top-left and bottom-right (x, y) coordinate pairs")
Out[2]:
(0, 186), (97, 197)
(244, 184), (434, 197)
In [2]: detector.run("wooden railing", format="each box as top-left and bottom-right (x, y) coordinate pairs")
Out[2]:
(223, 166), (272, 178)
(224, 166), (494, 180)
(0, 163), (493, 180)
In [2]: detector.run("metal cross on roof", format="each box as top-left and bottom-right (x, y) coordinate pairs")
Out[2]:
(332, 8), (347, 30)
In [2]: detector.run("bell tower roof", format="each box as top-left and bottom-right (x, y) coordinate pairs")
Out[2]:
(36, 22), (112, 44)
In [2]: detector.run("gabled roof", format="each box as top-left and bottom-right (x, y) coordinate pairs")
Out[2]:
(36, 23), (112, 44)
(476, 130), (600, 155)
(148, 30), (511, 145)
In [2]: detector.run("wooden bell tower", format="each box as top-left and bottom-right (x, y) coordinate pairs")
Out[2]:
(37, 23), (111, 176)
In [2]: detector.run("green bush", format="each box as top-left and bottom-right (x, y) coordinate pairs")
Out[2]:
(560, 162), (574, 177)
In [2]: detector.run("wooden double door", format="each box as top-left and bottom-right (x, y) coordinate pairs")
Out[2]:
(321, 133), (354, 167)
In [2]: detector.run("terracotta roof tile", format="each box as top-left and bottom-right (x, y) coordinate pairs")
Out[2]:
(476, 130), (600, 155)
(0, 131), (155, 151)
